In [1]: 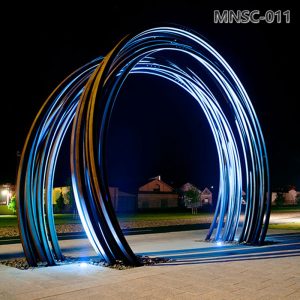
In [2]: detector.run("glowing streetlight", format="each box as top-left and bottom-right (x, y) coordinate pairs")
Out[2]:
(1, 188), (11, 205)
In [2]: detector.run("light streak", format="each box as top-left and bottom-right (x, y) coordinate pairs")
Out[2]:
(16, 26), (270, 266)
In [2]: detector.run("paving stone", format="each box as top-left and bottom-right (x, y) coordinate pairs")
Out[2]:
(0, 228), (299, 299)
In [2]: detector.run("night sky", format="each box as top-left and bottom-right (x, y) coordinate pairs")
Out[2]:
(1, 1), (298, 193)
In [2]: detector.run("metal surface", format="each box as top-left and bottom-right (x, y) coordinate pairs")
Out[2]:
(16, 26), (270, 266)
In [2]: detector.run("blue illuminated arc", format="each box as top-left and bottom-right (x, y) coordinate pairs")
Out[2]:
(16, 26), (271, 267)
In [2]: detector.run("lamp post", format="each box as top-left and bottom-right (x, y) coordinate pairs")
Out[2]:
(16, 150), (21, 184)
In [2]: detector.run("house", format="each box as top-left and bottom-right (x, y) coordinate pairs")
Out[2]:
(200, 187), (213, 206)
(109, 187), (137, 213)
(138, 176), (178, 209)
(180, 184), (213, 207)
(285, 187), (298, 205)
(179, 183), (214, 210)
(271, 186), (300, 205)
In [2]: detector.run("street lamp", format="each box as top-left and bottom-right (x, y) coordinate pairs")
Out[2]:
(1, 188), (11, 205)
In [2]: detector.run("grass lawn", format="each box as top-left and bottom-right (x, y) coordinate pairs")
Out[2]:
(0, 214), (81, 227)
(0, 211), (211, 227)
(0, 215), (18, 227)
(0, 207), (299, 228)
(53, 214), (82, 225)
(117, 211), (212, 221)
(268, 223), (300, 230)
(271, 205), (300, 212)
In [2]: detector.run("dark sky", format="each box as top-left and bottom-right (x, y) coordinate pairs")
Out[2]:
(1, 1), (298, 193)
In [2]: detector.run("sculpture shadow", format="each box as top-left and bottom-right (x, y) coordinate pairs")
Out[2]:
(138, 232), (300, 266)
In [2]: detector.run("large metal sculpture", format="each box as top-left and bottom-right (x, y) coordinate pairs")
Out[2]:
(16, 26), (271, 267)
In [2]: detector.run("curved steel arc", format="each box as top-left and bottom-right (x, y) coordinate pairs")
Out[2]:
(17, 26), (270, 267)
(16, 58), (102, 266)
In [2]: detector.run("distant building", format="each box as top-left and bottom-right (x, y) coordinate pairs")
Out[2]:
(180, 183), (213, 208)
(138, 176), (178, 209)
(271, 185), (299, 205)
(271, 192), (277, 204)
(109, 187), (137, 213)
(200, 187), (213, 206)
(285, 187), (298, 205)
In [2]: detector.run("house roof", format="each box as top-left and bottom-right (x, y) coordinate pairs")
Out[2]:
(201, 187), (212, 195)
(138, 178), (174, 192)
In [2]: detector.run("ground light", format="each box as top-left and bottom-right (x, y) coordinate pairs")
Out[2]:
(79, 262), (88, 268)
(16, 26), (270, 267)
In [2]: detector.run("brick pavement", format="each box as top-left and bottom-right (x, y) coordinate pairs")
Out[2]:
(0, 229), (300, 299)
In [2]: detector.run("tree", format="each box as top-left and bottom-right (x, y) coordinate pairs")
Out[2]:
(8, 195), (17, 214)
(275, 192), (285, 207)
(65, 185), (76, 210)
(55, 191), (65, 213)
(65, 178), (78, 218)
(184, 186), (200, 214)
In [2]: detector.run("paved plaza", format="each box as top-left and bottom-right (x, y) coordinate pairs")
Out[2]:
(0, 227), (300, 299)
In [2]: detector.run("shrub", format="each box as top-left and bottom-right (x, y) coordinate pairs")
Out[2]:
(8, 195), (17, 214)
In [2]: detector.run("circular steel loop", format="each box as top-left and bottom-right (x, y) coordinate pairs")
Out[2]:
(17, 26), (270, 266)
